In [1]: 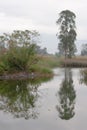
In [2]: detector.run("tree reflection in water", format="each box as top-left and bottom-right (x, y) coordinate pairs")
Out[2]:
(0, 77), (52, 119)
(79, 69), (87, 85)
(56, 68), (76, 120)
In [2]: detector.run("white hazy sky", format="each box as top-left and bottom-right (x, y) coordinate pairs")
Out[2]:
(0, 0), (87, 53)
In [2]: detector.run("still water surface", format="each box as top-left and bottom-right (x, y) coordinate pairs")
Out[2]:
(0, 68), (87, 130)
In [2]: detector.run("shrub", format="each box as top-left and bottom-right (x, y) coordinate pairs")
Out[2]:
(0, 62), (6, 75)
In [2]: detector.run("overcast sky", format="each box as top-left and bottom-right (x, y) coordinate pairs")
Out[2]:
(0, 0), (87, 53)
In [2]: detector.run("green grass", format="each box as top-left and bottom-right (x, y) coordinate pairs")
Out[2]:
(28, 55), (61, 76)
(37, 55), (61, 68)
(29, 64), (53, 75)
(0, 54), (59, 77)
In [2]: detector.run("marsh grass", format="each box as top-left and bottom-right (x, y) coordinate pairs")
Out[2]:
(61, 56), (87, 67)
(28, 55), (61, 76)
(37, 55), (61, 68)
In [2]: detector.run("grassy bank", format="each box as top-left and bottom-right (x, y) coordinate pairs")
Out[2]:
(36, 55), (62, 68)
(0, 54), (54, 78)
(0, 54), (62, 79)
(27, 55), (61, 76)
(0, 54), (60, 78)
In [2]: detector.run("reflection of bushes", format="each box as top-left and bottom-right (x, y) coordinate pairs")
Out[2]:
(0, 80), (39, 119)
(0, 76), (52, 119)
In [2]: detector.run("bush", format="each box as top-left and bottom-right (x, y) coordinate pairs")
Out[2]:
(0, 62), (6, 75)
(3, 44), (37, 72)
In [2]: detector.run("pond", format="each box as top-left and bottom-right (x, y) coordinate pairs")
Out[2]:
(0, 68), (87, 130)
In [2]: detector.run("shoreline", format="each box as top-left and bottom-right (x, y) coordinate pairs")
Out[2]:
(0, 71), (53, 80)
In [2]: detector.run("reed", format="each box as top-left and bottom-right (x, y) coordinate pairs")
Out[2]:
(61, 56), (87, 67)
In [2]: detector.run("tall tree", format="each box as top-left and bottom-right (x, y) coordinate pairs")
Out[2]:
(56, 10), (77, 58)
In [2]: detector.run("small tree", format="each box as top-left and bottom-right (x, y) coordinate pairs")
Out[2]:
(56, 10), (77, 58)
(0, 30), (40, 71)
(0, 30), (40, 49)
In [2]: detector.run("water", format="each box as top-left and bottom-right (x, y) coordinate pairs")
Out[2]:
(0, 68), (87, 130)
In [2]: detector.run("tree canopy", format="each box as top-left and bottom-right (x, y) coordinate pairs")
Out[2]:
(56, 10), (77, 58)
